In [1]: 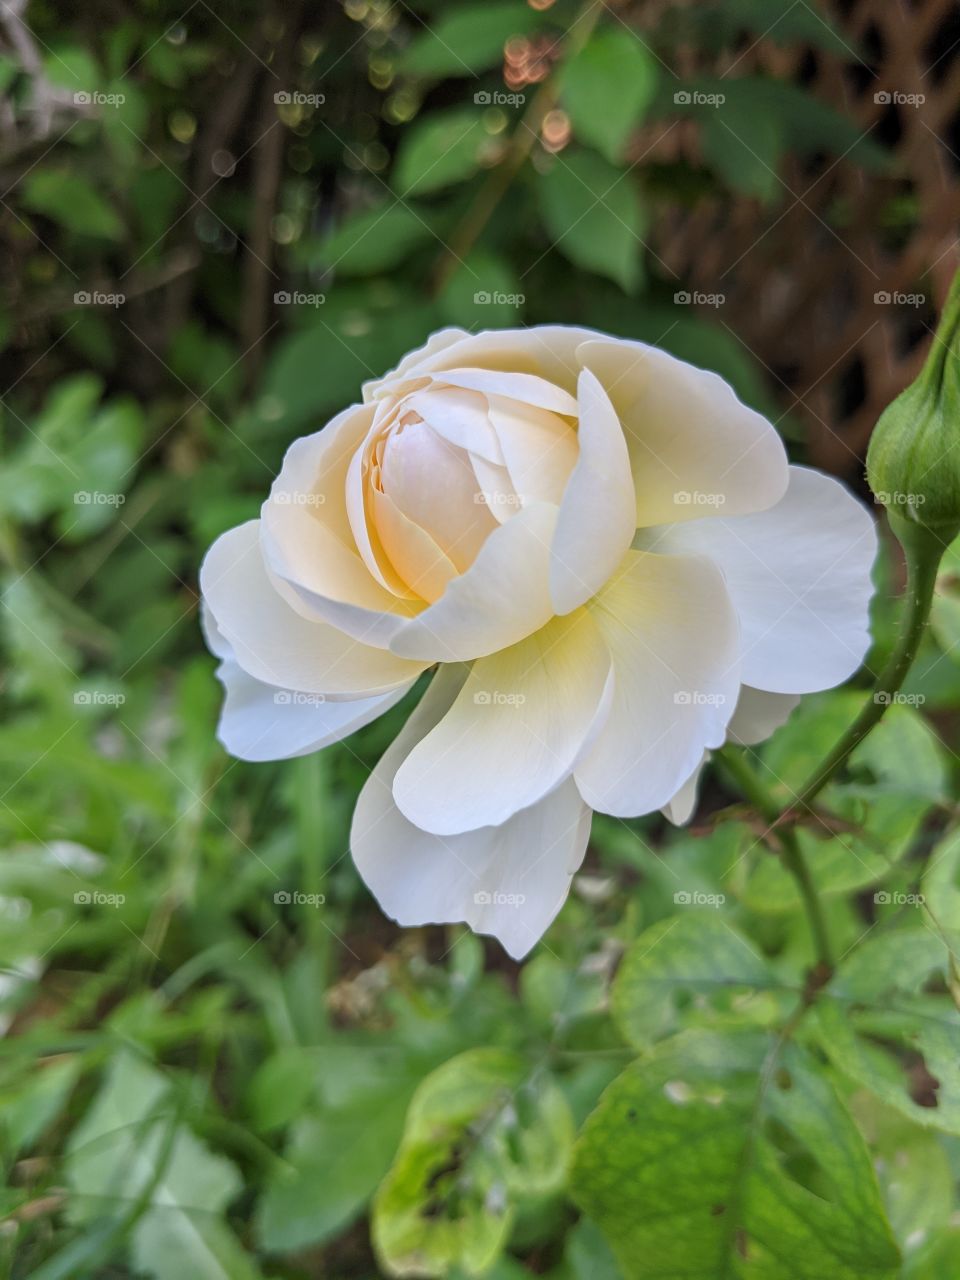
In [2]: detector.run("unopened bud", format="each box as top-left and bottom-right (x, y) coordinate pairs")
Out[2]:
(867, 268), (960, 549)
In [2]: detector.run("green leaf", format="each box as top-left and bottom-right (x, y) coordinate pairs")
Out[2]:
(814, 929), (960, 1135)
(66, 1053), (250, 1280)
(394, 108), (494, 197)
(905, 1229), (960, 1278)
(560, 30), (658, 163)
(257, 292), (439, 430)
(439, 248), (524, 328)
(257, 1102), (408, 1253)
(539, 148), (645, 291)
(921, 825), (960, 941)
(665, 77), (889, 172)
(701, 100), (784, 201)
(611, 913), (775, 1049)
(736, 697), (946, 911)
(373, 1047), (573, 1277)
(571, 1030), (900, 1279)
(132, 1214), (263, 1280)
(0, 375), (144, 536)
(851, 1101), (954, 1250)
(1, 1057), (80, 1153)
(564, 1217), (623, 1280)
(659, 0), (855, 57)
(255, 1048), (416, 1253)
(22, 168), (124, 239)
(401, 4), (543, 78)
(304, 201), (434, 276)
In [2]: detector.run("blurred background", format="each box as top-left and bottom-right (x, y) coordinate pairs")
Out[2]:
(2, 0), (960, 1276)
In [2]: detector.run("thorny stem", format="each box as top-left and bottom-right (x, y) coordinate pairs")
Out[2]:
(720, 748), (834, 973)
(721, 516), (948, 977)
(779, 518), (944, 822)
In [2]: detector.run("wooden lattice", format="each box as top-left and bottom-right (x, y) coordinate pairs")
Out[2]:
(641, 0), (960, 479)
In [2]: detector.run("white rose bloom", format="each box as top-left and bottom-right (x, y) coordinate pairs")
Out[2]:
(200, 326), (877, 958)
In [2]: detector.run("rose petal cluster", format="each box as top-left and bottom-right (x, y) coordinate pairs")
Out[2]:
(200, 326), (876, 958)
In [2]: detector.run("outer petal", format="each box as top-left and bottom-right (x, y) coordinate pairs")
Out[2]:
(201, 605), (411, 761)
(393, 610), (610, 835)
(652, 466), (877, 695)
(362, 327), (470, 399)
(576, 337), (789, 526)
(200, 521), (427, 696)
(661, 752), (710, 825)
(388, 503), (558, 662)
(575, 550), (741, 818)
(550, 368), (636, 614)
(368, 326), (603, 399)
(350, 667), (593, 960)
(727, 685), (801, 746)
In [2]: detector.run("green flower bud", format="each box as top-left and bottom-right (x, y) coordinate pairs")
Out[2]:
(867, 268), (960, 550)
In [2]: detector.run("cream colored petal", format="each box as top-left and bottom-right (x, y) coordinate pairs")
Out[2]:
(260, 402), (422, 641)
(575, 550), (741, 817)
(469, 454), (521, 525)
(344, 444), (418, 597)
(370, 488), (458, 603)
(433, 368), (579, 417)
(487, 395), (579, 507)
(363, 328), (470, 400)
(652, 466), (877, 695)
(378, 420), (496, 572)
(201, 604), (409, 761)
(550, 368), (636, 615)
(382, 325), (602, 397)
(727, 686), (801, 746)
(576, 337), (789, 526)
(403, 386), (504, 463)
(661, 752), (710, 825)
(351, 666), (592, 960)
(200, 521), (427, 696)
(393, 609), (610, 835)
(388, 503), (559, 663)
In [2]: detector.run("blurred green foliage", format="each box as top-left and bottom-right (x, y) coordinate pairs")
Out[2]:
(0, 0), (957, 1277)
